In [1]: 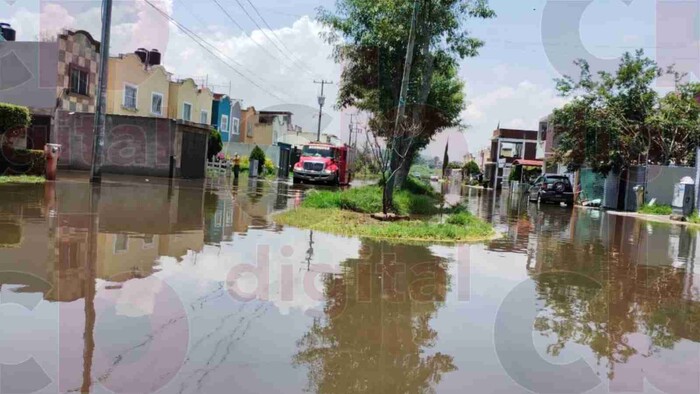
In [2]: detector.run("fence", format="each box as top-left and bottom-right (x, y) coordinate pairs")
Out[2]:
(223, 142), (280, 167)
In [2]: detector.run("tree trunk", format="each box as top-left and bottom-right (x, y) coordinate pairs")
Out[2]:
(395, 146), (417, 189)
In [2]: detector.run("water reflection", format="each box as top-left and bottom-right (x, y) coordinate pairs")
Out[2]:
(4, 178), (700, 392)
(293, 240), (455, 393)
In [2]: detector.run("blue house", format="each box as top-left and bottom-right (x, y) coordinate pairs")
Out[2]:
(211, 94), (232, 142)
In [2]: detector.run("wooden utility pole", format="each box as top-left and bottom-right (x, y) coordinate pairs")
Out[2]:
(314, 80), (333, 142)
(90, 0), (113, 183)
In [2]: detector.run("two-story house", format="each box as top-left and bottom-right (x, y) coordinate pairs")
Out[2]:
(0, 29), (100, 149)
(211, 94), (241, 142)
(238, 108), (292, 145)
(168, 78), (213, 125)
(106, 51), (170, 118)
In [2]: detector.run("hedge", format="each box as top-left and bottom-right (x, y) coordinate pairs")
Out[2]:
(0, 103), (31, 134)
(0, 147), (46, 176)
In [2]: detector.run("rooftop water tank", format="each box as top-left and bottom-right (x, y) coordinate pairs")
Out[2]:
(148, 49), (161, 66)
(135, 48), (149, 64)
(0, 23), (16, 42)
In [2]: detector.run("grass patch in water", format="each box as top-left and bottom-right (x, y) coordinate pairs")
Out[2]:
(273, 208), (495, 243)
(0, 175), (45, 184)
(638, 203), (672, 215)
(302, 185), (441, 215)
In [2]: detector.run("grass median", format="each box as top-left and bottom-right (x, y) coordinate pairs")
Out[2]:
(0, 175), (46, 184)
(273, 180), (496, 243)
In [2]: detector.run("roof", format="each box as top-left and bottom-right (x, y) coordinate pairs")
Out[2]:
(512, 159), (543, 167)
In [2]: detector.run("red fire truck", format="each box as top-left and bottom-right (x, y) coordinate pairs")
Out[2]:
(292, 143), (354, 185)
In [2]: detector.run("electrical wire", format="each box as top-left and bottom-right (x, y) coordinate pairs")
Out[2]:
(143, 0), (293, 103)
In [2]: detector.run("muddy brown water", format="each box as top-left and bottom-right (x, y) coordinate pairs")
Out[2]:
(1, 175), (699, 393)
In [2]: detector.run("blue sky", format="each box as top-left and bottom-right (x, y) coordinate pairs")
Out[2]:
(0, 0), (683, 158)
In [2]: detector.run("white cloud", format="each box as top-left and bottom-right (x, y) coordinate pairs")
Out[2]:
(461, 79), (569, 153)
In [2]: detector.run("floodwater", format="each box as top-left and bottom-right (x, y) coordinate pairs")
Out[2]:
(2, 175), (700, 393)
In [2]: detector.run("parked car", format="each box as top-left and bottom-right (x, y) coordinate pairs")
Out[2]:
(527, 174), (574, 205)
(430, 175), (439, 182)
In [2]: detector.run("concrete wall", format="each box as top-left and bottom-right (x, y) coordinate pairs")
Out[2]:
(223, 141), (280, 166)
(645, 165), (696, 206)
(54, 111), (209, 178)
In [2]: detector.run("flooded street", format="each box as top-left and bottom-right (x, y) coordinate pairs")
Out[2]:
(2, 176), (700, 393)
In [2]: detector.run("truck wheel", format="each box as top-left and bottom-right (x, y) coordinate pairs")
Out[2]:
(333, 172), (340, 186)
(293, 177), (300, 184)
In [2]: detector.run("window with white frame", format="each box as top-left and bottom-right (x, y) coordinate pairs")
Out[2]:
(123, 84), (137, 109)
(220, 114), (229, 133)
(151, 92), (163, 115)
(200, 110), (208, 125)
(232, 118), (240, 135)
(183, 102), (192, 121)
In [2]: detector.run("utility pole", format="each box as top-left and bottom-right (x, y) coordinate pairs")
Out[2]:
(314, 80), (332, 142)
(348, 113), (356, 146)
(394, 0), (419, 131)
(90, 0), (113, 183)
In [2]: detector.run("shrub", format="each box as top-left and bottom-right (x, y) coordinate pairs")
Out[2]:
(302, 185), (440, 215)
(250, 146), (266, 174)
(638, 203), (672, 215)
(0, 148), (45, 176)
(208, 129), (223, 160)
(0, 103), (31, 135)
(402, 175), (436, 196)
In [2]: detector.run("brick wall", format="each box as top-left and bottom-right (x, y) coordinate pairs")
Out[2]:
(54, 111), (209, 178)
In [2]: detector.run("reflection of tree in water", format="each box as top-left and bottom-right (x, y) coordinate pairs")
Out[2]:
(530, 219), (700, 379)
(293, 241), (455, 393)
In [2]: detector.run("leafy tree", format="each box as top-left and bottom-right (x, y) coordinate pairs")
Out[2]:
(250, 145), (266, 174)
(318, 0), (495, 212)
(0, 103), (31, 135)
(463, 160), (479, 175)
(207, 129), (223, 161)
(648, 80), (700, 165)
(552, 50), (667, 174)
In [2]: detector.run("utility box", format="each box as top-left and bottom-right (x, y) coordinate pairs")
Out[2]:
(672, 177), (695, 216)
(249, 159), (259, 178)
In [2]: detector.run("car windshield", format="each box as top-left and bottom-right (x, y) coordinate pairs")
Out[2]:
(302, 146), (333, 158)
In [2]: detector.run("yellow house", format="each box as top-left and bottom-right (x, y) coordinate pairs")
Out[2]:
(168, 78), (214, 125)
(106, 53), (171, 117)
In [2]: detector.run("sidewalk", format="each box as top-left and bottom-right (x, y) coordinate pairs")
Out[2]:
(604, 209), (700, 227)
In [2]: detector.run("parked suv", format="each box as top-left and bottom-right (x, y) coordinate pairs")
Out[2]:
(527, 175), (574, 205)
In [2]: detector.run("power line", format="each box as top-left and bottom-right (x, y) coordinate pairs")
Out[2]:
(143, 0), (292, 103)
(242, 0), (320, 77)
(211, 0), (315, 77)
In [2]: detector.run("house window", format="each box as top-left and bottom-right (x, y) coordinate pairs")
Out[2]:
(220, 114), (229, 133)
(183, 103), (192, 121)
(114, 234), (128, 254)
(200, 110), (208, 125)
(246, 122), (253, 137)
(232, 118), (240, 135)
(123, 84), (138, 109)
(151, 92), (163, 115)
(69, 65), (89, 96)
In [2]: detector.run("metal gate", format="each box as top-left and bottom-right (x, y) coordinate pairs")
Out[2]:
(180, 131), (208, 179)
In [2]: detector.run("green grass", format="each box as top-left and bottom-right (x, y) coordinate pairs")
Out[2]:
(0, 175), (45, 184)
(302, 185), (441, 215)
(638, 203), (672, 215)
(273, 208), (495, 243)
(689, 212), (700, 224)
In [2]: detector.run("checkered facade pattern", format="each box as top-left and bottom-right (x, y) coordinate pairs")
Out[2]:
(56, 30), (100, 113)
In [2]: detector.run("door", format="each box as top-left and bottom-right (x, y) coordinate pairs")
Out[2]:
(180, 130), (207, 179)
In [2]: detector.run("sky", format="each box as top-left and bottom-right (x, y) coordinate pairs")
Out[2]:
(0, 0), (686, 159)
